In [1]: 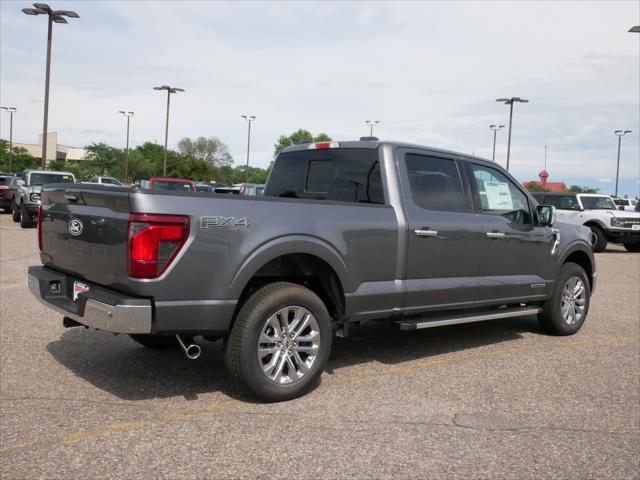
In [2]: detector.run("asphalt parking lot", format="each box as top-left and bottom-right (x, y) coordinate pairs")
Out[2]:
(1, 213), (638, 480)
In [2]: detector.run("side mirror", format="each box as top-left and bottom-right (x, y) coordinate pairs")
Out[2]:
(17, 179), (25, 187)
(537, 205), (556, 227)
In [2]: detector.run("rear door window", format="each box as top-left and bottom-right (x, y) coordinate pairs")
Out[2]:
(404, 154), (467, 212)
(544, 195), (580, 210)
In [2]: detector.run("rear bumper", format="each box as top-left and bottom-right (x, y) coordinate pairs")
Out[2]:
(27, 266), (238, 335)
(28, 266), (152, 334)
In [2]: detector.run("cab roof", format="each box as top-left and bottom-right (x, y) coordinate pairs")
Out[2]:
(280, 139), (494, 165)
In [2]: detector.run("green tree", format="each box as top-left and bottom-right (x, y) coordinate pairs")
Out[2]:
(273, 129), (332, 157)
(177, 137), (233, 168)
(569, 185), (600, 193)
(525, 183), (550, 193)
(85, 142), (125, 178)
(0, 140), (39, 172)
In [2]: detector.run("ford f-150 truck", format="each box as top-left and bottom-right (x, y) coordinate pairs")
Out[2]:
(29, 140), (596, 401)
(14, 170), (76, 228)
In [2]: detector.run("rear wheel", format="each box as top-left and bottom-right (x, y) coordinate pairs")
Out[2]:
(589, 226), (607, 253)
(623, 242), (640, 253)
(11, 201), (20, 223)
(19, 204), (34, 228)
(225, 282), (332, 402)
(129, 334), (177, 349)
(539, 262), (591, 336)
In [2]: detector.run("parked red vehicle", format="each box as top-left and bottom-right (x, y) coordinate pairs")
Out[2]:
(133, 177), (196, 192)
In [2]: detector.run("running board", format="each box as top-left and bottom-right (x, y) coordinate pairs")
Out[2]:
(396, 306), (541, 331)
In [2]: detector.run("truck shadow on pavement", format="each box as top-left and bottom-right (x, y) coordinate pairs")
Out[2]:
(46, 315), (540, 402)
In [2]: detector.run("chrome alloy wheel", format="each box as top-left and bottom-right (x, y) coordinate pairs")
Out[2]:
(560, 276), (586, 325)
(257, 306), (321, 385)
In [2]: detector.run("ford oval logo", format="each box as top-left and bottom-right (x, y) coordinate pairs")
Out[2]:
(68, 219), (84, 236)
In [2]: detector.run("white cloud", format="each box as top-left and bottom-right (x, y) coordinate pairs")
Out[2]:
(0, 1), (638, 194)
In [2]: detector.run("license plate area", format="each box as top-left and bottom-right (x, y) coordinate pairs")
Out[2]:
(632, 224), (640, 231)
(73, 281), (90, 301)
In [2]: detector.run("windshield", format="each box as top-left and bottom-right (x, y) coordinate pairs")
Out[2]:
(579, 196), (616, 210)
(29, 173), (75, 186)
(195, 184), (214, 192)
(152, 180), (194, 192)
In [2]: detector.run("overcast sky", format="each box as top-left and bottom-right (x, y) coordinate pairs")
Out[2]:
(1, 1), (638, 196)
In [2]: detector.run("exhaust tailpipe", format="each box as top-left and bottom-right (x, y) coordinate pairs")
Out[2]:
(176, 335), (201, 360)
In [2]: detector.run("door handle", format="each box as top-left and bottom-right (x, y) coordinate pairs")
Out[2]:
(486, 232), (506, 239)
(414, 229), (438, 237)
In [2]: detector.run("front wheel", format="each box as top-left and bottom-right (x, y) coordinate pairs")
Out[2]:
(589, 226), (607, 253)
(623, 242), (640, 253)
(539, 262), (591, 336)
(19, 204), (34, 228)
(224, 282), (332, 402)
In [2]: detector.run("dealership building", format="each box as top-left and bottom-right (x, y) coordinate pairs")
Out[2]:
(13, 132), (88, 163)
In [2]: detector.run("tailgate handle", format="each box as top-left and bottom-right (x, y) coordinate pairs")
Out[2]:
(64, 193), (79, 202)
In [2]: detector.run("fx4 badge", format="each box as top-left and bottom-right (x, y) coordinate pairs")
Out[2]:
(201, 216), (249, 229)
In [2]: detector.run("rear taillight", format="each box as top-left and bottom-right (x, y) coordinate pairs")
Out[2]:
(128, 213), (190, 279)
(37, 205), (43, 251)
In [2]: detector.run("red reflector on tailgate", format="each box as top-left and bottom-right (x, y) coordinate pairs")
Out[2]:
(128, 213), (190, 279)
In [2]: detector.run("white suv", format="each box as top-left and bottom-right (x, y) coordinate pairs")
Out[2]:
(613, 198), (638, 212)
(533, 193), (640, 253)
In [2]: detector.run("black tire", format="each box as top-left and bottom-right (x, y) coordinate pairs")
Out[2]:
(129, 334), (177, 349)
(11, 201), (20, 223)
(224, 282), (333, 402)
(539, 262), (591, 336)
(19, 204), (34, 228)
(623, 242), (640, 253)
(589, 226), (607, 253)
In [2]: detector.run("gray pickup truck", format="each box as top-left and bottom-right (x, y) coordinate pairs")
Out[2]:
(29, 140), (596, 401)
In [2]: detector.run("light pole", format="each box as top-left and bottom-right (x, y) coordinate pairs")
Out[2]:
(241, 115), (256, 182)
(22, 3), (79, 169)
(1, 107), (17, 171)
(119, 111), (134, 181)
(489, 124), (504, 162)
(365, 120), (380, 137)
(614, 130), (631, 197)
(495, 97), (528, 171)
(153, 85), (184, 176)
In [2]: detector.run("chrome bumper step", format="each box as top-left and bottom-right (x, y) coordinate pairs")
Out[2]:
(396, 306), (541, 331)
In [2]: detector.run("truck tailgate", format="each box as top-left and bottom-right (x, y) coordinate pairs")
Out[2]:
(40, 186), (131, 287)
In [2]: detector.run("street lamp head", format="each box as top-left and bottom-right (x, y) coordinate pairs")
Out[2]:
(615, 130), (631, 136)
(169, 88), (185, 94)
(119, 110), (134, 117)
(624, 130), (632, 134)
(54, 10), (79, 18)
(22, 7), (41, 15)
(1, 106), (17, 113)
(32, 3), (51, 13)
(496, 97), (529, 104)
(52, 16), (67, 23)
(629, 26), (640, 33)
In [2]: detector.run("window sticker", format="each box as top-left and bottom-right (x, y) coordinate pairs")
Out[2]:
(484, 181), (513, 210)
